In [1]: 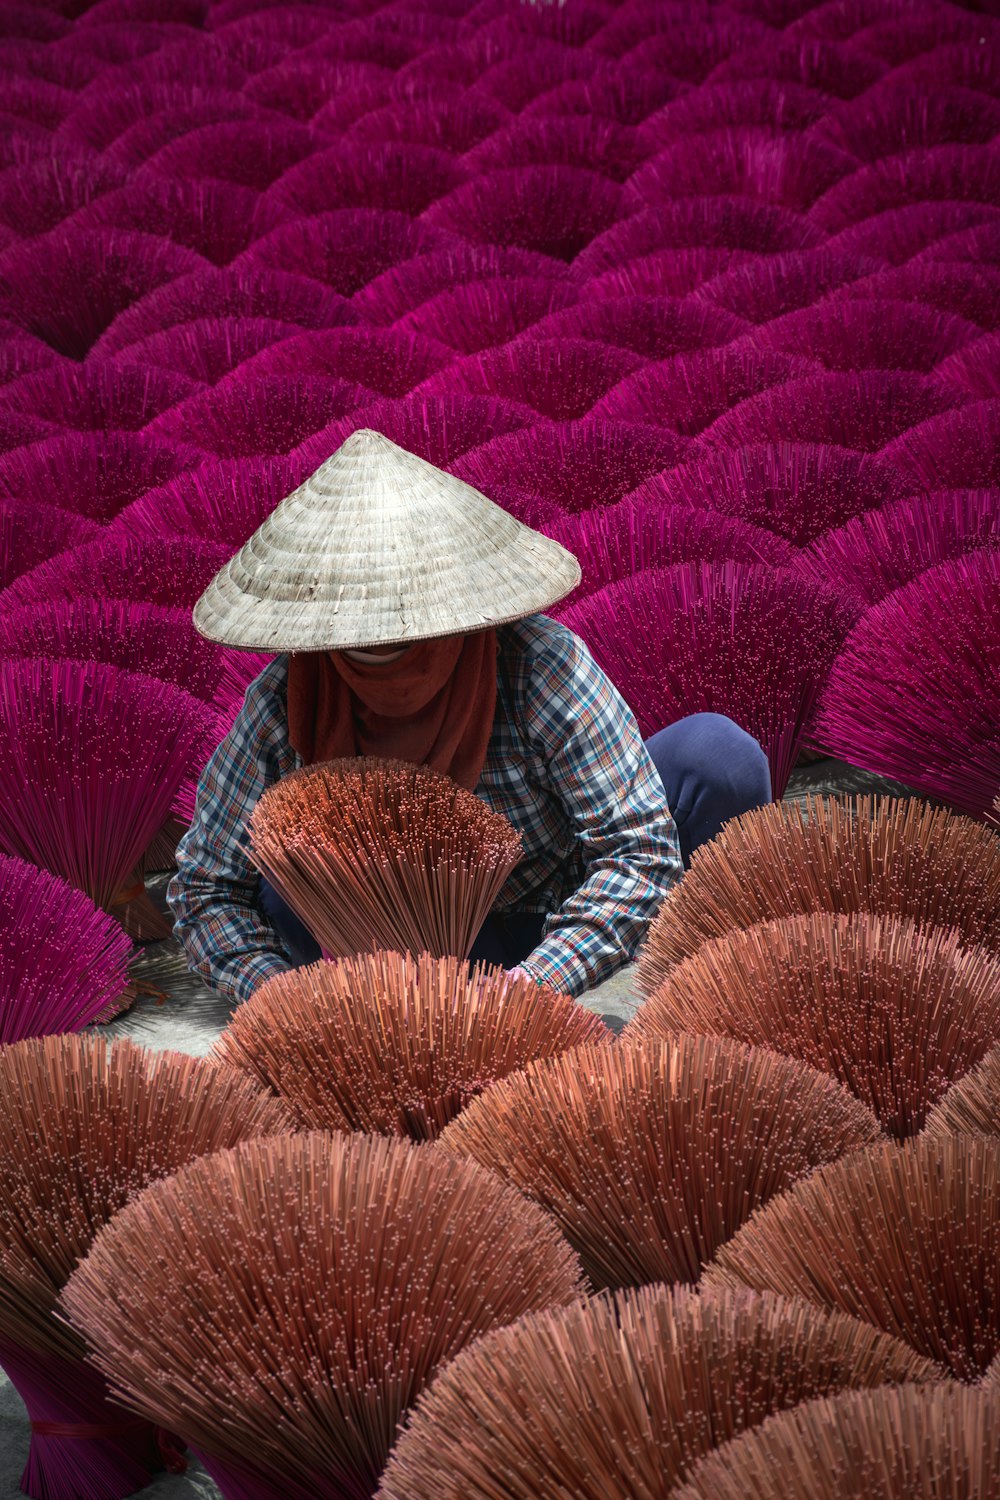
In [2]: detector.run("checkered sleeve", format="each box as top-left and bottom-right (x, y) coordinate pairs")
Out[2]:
(166, 661), (296, 1005)
(517, 625), (683, 998)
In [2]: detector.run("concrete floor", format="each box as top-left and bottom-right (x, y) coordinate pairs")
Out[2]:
(0, 757), (917, 1498)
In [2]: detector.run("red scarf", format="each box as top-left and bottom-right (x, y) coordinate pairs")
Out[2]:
(286, 630), (498, 791)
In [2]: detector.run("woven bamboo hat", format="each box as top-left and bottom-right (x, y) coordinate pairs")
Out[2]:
(193, 429), (581, 651)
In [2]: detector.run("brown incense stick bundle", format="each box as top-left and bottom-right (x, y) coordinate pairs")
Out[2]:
(673, 1384), (1000, 1500)
(637, 796), (1000, 993)
(627, 912), (1000, 1138)
(215, 951), (610, 1140)
(377, 1284), (941, 1500)
(924, 1046), (1000, 1139)
(986, 1353), (1000, 1390)
(704, 1134), (1000, 1381)
(0, 1034), (290, 1500)
(248, 757), (523, 959)
(437, 1036), (881, 1290)
(61, 1130), (585, 1500)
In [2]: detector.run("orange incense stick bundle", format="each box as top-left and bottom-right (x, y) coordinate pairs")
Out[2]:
(704, 1134), (1000, 1381)
(61, 1130), (585, 1500)
(627, 912), (1000, 1138)
(248, 757), (523, 959)
(0, 1034), (289, 1500)
(438, 1035), (881, 1291)
(377, 1284), (940, 1500)
(216, 951), (609, 1140)
(637, 795), (1000, 992)
(924, 1046), (1000, 1139)
(673, 1384), (1000, 1500)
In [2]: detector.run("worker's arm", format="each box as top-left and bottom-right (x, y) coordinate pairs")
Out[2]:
(517, 626), (683, 998)
(166, 659), (297, 1004)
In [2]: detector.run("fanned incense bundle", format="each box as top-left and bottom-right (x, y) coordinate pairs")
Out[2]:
(248, 758), (522, 961)
(561, 561), (854, 796)
(438, 1035), (881, 1290)
(111, 315), (305, 384)
(0, 657), (220, 913)
(704, 1134), (1000, 1381)
(673, 1384), (1000, 1500)
(0, 855), (132, 1042)
(377, 1285), (939, 1500)
(216, 951), (609, 1140)
(423, 166), (622, 261)
(924, 1047), (1000, 1140)
(419, 336), (643, 421)
(0, 1034), (288, 1500)
(238, 208), (448, 297)
(811, 551), (1000, 818)
(61, 1130), (585, 1500)
(628, 912), (1000, 1138)
(637, 796), (1000, 990)
(0, 499), (100, 591)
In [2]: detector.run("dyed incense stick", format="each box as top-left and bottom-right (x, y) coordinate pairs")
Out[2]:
(378, 1284), (939, 1500)
(438, 1035), (880, 1290)
(628, 912), (1000, 1138)
(0, 1034), (288, 1500)
(704, 1134), (1000, 1380)
(924, 1046), (1000, 1140)
(61, 1131), (584, 1500)
(248, 758), (522, 960)
(216, 951), (609, 1139)
(637, 796), (1000, 989)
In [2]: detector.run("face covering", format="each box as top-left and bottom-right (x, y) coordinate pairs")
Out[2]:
(285, 630), (499, 791)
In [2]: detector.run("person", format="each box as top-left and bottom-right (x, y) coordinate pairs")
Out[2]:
(168, 429), (771, 1004)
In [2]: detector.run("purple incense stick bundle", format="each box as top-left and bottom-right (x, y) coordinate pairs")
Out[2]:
(61, 1130), (585, 1500)
(934, 330), (1000, 400)
(0, 227), (206, 359)
(294, 393), (539, 473)
(591, 343), (812, 436)
(0, 359), (198, 432)
(796, 489), (1000, 606)
(248, 757), (523, 961)
(352, 243), (567, 326)
(392, 276), (579, 354)
(109, 315), (306, 385)
(378, 1285), (937, 1500)
(82, 93), (265, 166)
(111, 454), (300, 547)
(520, 66), (678, 126)
(271, 139), (465, 217)
(90, 265), (359, 360)
(548, 501), (798, 610)
(825, 201), (1000, 270)
(808, 145), (1000, 236)
(575, 196), (820, 279)
(0, 1033), (289, 1500)
(637, 79), (830, 150)
(693, 246), (883, 323)
(140, 116), (319, 191)
(216, 950), (609, 1140)
(349, 93), (511, 153)
(422, 164), (623, 261)
(562, 560), (856, 796)
(524, 294), (747, 359)
(829, 260), (1000, 333)
(439, 1035), (880, 1291)
(704, 1134), (1000, 1382)
(0, 656), (221, 913)
(0, 532), (231, 612)
(146, 370), (375, 458)
(623, 128), (856, 213)
(628, 911), (1000, 1139)
(416, 336), (644, 420)
(0, 153), (125, 239)
(237, 324), (453, 397)
(76, 175), (292, 267)
(462, 114), (641, 182)
(811, 550), (1000, 818)
(0, 499), (100, 591)
(627, 441), (907, 545)
(813, 81), (1000, 160)
(452, 416), (685, 513)
(586, 245), (757, 300)
(749, 296), (979, 372)
(880, 398), (1000, 491)
(0, 854), (132, 1042)
(673, 1384), (999, 1500)
(0, 430), (199, 525)
(238, 207), (453, 296)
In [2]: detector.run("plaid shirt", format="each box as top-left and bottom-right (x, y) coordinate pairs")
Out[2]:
(167, 614), (682, 1002)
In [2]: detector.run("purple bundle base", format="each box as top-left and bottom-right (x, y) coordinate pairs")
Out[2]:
(0, 1340), (183, 1500)
(190, 1448), (363, 1500)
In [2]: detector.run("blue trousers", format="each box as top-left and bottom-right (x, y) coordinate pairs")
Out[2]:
(259, 712), (772, 972)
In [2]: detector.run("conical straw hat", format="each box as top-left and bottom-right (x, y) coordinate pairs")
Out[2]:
(193, 429), (582, 651)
